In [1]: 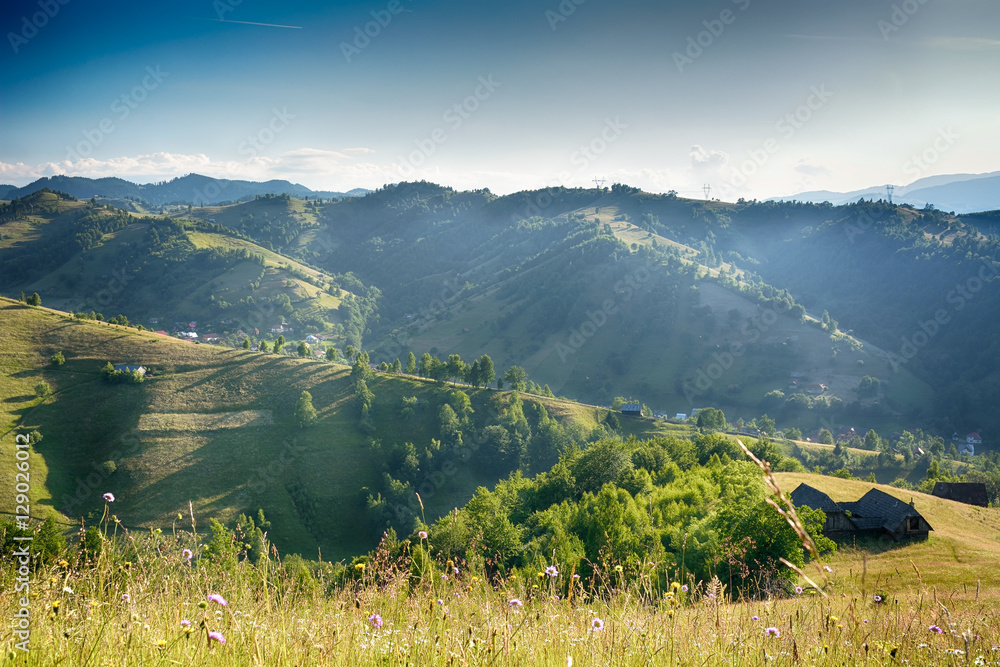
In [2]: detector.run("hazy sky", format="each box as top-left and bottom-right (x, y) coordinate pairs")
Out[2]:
(1, 0), (998, 199)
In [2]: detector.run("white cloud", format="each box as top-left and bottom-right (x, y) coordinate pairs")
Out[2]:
(689, 145), (729, 176)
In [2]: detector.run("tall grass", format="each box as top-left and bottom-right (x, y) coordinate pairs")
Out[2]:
(3, 506), (997, 666)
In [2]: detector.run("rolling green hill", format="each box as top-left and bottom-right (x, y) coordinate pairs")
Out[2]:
(0, 190), (373, 350)
(0, 298), (686, 560)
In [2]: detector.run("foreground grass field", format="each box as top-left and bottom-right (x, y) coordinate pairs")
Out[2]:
(3, 504), (998, 666)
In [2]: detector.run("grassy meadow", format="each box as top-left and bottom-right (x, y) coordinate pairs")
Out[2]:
(2, 496), (998, 666)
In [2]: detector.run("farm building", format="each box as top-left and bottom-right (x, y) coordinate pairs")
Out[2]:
(621, 403), (642, 416)
(790, 483), (932, 541)
(931, 482), (989, 507)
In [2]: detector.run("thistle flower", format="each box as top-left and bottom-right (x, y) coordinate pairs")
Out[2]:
(103, 492), (115, 502)
(591, 617), (605, 631)
(207, 594), (228, 607)
(208, 631), (226, 644)
(369, 613), (383, 629)
(765, 627), (781, 637)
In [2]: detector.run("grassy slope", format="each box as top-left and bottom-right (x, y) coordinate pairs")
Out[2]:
(777, 472), (1000, 597)
(0, 299), (688, 562)
(1, 201), (349, 338)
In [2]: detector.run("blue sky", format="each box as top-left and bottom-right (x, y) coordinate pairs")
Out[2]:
(1, 0), (998, 198)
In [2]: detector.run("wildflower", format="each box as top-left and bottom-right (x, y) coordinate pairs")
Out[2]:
(58, 560), (69, 568)
(156, 639), (167, 648)
(765, 627), (781, 637)
(180, 620), (191, 627)
(509, 598), (523, 609)
(369, 613), (383, 629)
(207, 594), (228, 607)
(681, 585), (688, 592)
(666, 609), (674, 617)
(671, 581), (680, 590)
(794, 586), (803, 595)
(707, 593), (716, 599)
(614, 565), (623, 573)
(874, 594), (883, 603)
(183, 626), (195, 637)
(929, 625), (943, 634)
(546, 566), (559, 578)
(752, 615), (760, 621)
(182, 549), (193, 560)
(572, 574), (580, 579)
(208, 631), (226, 644)
(828, 615), (839, 623)
(591, 617), (605, 631)
(453, 566), (459, 575)
(51, 600), (61, 611)
(823, 566), (833, 573)
(446, 560), (455, 570)
(63, 586), (74, 595)
(121, 594), (130, 603)
(418, 531), (428, 540)
(103, 492), (115, 502)
(354, 563), (365, 572)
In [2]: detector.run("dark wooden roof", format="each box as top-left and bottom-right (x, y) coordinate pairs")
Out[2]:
(790, 484), (842, 513)
(853, 489), (926, 531)
(792, 484), (933, 533)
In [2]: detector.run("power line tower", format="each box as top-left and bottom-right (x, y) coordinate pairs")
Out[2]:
(703, 184), (711, 200)
(886, 184), (894, 204)
(593, 177), (606, 190)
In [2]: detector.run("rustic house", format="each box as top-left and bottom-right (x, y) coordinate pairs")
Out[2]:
(621, 403), (642, 416)
(790, 483), (932, 541)
(931, 482), (989, 507)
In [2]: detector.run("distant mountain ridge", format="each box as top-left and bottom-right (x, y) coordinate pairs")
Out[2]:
(0, 174), (370, 205)
(771, 170), (1000, 213)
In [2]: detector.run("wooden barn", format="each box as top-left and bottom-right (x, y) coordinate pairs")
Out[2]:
(621, 403), (642, 417)
(790, 483), (932, 541)
(931, 482), (989, 507)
